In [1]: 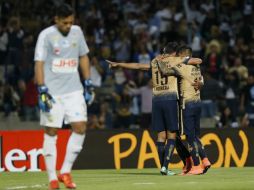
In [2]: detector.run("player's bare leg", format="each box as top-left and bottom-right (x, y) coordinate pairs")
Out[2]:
(43, 127), (59, 190)
(58, 121), (86, 189)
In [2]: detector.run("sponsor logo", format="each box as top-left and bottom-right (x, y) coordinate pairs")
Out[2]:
(53, 59), (77, 67)
(54, 48), (60, 55)
(108, 130), (249, 169)
(0, 147), (43, 172)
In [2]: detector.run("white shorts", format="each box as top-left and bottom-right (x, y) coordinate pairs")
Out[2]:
(40, 90), (87, 128)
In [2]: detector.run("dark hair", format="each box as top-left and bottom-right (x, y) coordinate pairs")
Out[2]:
(163, 41), (179, 54)
(176, 45), (192, 56)
(55, 3), (74, 18)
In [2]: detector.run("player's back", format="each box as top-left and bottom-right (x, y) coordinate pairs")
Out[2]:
(150, 56), (180, 133)
(151, 57), (178, 101)
(174, 63), (202, 103)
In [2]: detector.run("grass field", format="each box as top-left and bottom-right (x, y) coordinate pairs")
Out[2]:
(0, 168), (253, 190)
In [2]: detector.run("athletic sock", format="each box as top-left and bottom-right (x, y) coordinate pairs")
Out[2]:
(196, 137), (207, 160)
(187, 139), (200, 166)
(43, 134), (57, 181)
(175, 136), (190, 165)
(60, 132), (86, 174)
(162, 139), (176, 169)
(156, 142), (165, 168)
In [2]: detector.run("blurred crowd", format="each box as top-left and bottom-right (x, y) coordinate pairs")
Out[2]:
(0, 0), (254, 129)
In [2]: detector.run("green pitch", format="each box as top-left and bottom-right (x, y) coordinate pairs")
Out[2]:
(0, 168), (253, 190)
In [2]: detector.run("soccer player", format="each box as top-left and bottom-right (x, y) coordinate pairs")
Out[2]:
(159, 45), (211, 175)
(106, 42), (202, 175)
(34, 4), (94, 189)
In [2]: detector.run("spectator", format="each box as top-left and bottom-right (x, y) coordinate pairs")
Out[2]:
(205, 40), (222, 79)
(128, 79), (152, 129)
(2, 83), (20, 117)
(112, 85), (132, 129)
(98, 102), (113, 129)
(113, 30), (131, 62)
(133, 44), (154, 64)
(227, 57), (248, 89)
(0, 23), (8, 66)
(155, 2), (173, 43)
(6, 17), (24, 76)
(240, 74), (254, 127)
(20, 78), (39, 121)
(200, 72), (222, 118)
(216, 104), (239, 128)
(87, 114), (104, 129)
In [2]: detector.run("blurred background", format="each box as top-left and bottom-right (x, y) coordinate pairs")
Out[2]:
(0, 0), (254, 130)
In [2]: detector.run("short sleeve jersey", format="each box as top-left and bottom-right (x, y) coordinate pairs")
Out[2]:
(34, 25), (89, 95)
(151, 56), (180, 100)
(173, 63), (202, 103)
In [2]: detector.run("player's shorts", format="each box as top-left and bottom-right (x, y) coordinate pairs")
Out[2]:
(183, 101), (201, 137)
(40, 90), (87, 128)
(152, 99), (178, 132)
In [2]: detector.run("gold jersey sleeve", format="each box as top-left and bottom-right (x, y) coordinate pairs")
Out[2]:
(172, 63), (202, 103)
(151, 58), (178, 99)
(158, 56), (185, 75)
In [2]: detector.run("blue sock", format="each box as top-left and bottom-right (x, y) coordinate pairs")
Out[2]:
(175, 136), (190, 165)
(187, 136), (200, 166)
(156, 142), (165, 168)
(196, 137), (207, 160)
(162, 139), (175, 169)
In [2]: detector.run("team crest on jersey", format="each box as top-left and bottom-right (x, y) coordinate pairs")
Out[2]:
(62, 40), (70, 48)
(72, 42), (77, 47)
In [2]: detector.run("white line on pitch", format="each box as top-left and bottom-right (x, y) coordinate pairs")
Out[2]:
(133, 182), (156, 185)
(6, 184), (45, 190)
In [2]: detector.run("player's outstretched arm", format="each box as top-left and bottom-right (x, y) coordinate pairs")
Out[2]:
(106, 60), (150, 71)
(186, 57), (202, 65)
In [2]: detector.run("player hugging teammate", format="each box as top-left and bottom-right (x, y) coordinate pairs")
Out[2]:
(158, 44), (211, 175)
(107, 42), (211, 175)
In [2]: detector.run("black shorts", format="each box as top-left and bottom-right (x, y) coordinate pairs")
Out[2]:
(183, 101), (201, 137)
(152, 99), (178, 132)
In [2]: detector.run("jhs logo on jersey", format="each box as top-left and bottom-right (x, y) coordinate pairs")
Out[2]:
(54, 59), (77, 67)
(52, 58), (78, 73)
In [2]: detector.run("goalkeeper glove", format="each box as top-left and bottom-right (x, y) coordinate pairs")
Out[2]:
(83, 79), (95, 105)
(38, 85), (55, 112)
